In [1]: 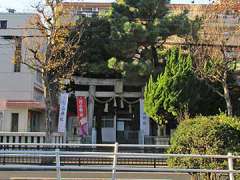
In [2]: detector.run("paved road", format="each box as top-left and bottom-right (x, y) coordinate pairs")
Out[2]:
(0, 171), (191, 180)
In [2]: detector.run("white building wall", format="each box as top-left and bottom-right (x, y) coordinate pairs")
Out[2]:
(0, 13), (40, 101)
(1, 109), (28, 132)
(0, 13), (40, 37)
(0, 72), (33, 100)
(0, 13), (45, 132)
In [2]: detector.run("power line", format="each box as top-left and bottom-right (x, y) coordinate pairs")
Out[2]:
(164, 41), (240, 48)
(1, 25), (240, 35)
(0, 35), (48, 38)
(1, 27), (40, 30)
(0, 32), (240, 48)
(0, 37), (239, 48)
(0, 43), (14, 45)
(1, 31), (240, 39)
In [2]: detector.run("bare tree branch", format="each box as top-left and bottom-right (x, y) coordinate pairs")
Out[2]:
(19, 0), (84, 140)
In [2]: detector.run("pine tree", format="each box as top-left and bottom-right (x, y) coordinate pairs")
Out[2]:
(106, 0), (193, 77)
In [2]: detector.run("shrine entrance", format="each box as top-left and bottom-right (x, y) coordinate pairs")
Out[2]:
(72, 77), (144, 144)
(94, 96), (140, 144)
(67, 77), (170, 145)
(116, 108), (139, 144)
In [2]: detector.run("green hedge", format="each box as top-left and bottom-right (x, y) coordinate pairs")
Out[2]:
(167, 114), (240, 180)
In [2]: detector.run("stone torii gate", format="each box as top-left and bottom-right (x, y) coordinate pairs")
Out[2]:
(73, 77), (145, 144)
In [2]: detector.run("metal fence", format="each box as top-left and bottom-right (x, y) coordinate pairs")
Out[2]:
(0, 143), (239, 180)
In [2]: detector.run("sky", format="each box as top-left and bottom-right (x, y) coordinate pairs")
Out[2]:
(0, 0), (211, 12)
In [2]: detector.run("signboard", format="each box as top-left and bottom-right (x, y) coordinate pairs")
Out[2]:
(140, 99), (150, 136)
(117, 121), (124, 131)
(76, 96), (88, 137)
(58, 93), (69, 133)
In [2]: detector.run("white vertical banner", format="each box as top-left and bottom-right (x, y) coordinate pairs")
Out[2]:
(140, 98), (150, 136)
(58, 93), (69, 133)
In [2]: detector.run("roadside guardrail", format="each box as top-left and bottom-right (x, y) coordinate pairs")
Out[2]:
(0, 143), (239, 180)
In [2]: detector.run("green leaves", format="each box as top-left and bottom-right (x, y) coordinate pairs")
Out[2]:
(144, 48), (196, 123)
(167, 115), (240, 175)
(72, 17), (117, 77)
(106, 0), (193, 76)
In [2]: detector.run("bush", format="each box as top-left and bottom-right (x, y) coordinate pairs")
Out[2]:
(167, 114), (240, 180)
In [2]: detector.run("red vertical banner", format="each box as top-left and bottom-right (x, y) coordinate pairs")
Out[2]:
(76, 96), (88, 137)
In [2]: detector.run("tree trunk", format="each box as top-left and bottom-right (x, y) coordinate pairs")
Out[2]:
(151, 45), (159, 69)
(43, 75), (53, 143)
(223, 71), (233, 116)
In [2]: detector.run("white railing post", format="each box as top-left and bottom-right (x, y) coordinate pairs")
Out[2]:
(228, 152), (234, 180)
(55, 149), (61, 180)
(112, 142), (118, 180)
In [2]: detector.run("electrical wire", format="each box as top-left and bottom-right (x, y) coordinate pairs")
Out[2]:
(0, 37), (239, 48)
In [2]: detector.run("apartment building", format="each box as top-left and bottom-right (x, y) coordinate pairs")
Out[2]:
(171, 4), (240, 78)
(0, 12), (45, 132)
(61, 1), (240, 49)
(60, 2), (111, 18)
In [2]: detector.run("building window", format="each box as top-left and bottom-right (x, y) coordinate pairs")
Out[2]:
(30, 111), (40, 132)
(34, 89), (44, 102)
(92, 8), (99, 12)
(0, 112), (3, 131)
(0, 20), (7, 29)
(102, 117), (114, 128)
(76, 8), (99, 17)
(13, 37), (22, 72)
(11, 113), (19, 132)
(82, 8), (92, 12)
(36, 70), (43, 84)
(14, 62), (21, 72)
